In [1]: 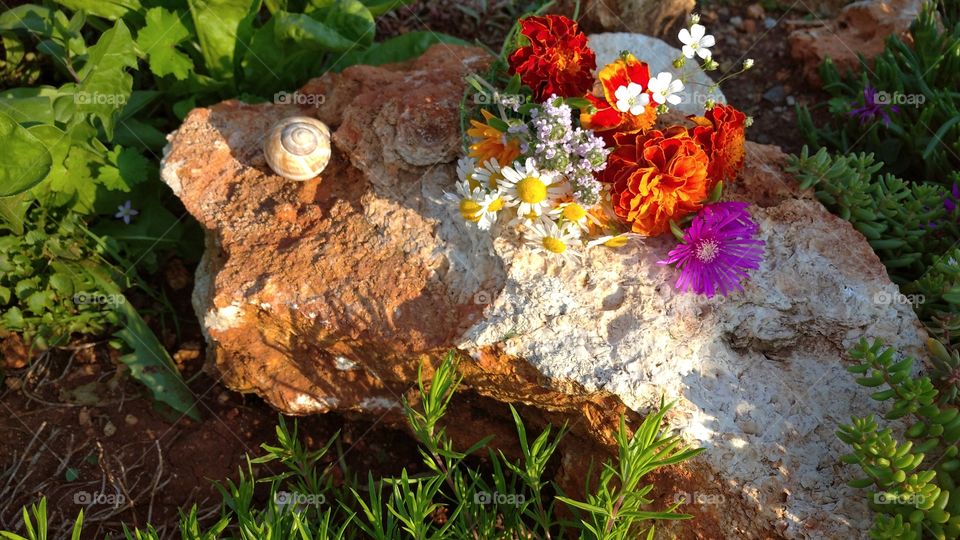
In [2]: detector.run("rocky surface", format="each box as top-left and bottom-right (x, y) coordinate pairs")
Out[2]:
(162, 43), (926, 538)
(588, 33), (725, 116)
(557, 0), (694, 38)
(789, 0), (922, 84)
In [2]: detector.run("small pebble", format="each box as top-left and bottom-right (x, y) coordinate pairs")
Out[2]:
(786, 96), (796, 106)
(764, 17), (778, 30)
(217, 391), (231, 404)
(78, 409), (92, 427)
(763, 85), (787, 104)
(4, 377), (22, 391)
(743, 19), (757, 33)
(124, 414), (139, 426)
(103, 421), (117, 437)
(718, 6), (730, 17)
(746, 4), (766, 19)
(730, 15), (744, 28)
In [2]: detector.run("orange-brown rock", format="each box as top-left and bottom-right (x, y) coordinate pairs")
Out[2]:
(789, 0), (922, 84)
(162, 44), (925, 538)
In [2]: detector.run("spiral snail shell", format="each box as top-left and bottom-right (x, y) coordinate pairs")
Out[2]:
(263, 116), (331, 181)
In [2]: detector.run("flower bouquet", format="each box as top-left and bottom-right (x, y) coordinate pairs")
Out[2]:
(449, 12), (765, 298)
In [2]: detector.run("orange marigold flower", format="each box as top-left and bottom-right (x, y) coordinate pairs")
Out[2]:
(467, 109), (522, 165)
(689, 103), (747, 186)
(601, 127), (710, 236)
(508, 15), (596, 102)
(580, 54), (657, 142)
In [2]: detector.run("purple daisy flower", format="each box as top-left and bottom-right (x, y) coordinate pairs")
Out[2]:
(659, 202), (765, 298)
(849, 85), (899, 126)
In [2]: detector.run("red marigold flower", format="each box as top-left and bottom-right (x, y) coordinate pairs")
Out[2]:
(689, 104), (747, 186)
(508, 15), (596, 102)
(580, 53), (657, 142)
(601, 127), (710, 237)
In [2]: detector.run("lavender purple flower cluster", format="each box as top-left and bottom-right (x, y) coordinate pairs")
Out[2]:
(517, 96), (610, 204)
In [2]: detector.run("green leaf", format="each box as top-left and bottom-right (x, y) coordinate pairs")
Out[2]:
(65, 467), (79, 482)
(95, 147), (149, 192)
(0, 111), (53, 197)
(358, 0), (415, 16)
(273, 12), (358, 52)
(309, 0), (375, 48)
(0, 193), (31, 235)
(83, 263), (200, 421)
(329, 31), (469, 71)
(137, 8), (195, 81)
(75, 21), (137, 140)
(52, 0), (143, 20)
(187, 0), (260, 81)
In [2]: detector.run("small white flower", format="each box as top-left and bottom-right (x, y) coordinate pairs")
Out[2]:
(648, 72), (684, 106)
(523, 218), (582, 264)
(472, 158), (503, 190)
(678, 23), (715, 60)
(499, 158), (569, 219)
(743, 58), (755, 70)
(548, 202), (590, 233)
(613, 82), (650, 116)
(115, 200), (139, 224)
(456, 156), (479, 188)
(445, 179), (502, 230)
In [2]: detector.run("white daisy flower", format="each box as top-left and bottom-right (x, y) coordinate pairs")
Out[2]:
(445, 179), (502, 230)
(678, 24), (715, 60)
(472, 158), (503, 190)
(456, 156), (480, 189)
(549, 201), (590, 233)
(499, 158), (568, 218)
(648, 72), (684, 106)
(613, 82), (650, 116)
(523, 218), (582, 264)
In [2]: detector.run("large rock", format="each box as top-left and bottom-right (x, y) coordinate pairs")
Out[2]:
(161, 44), (926, 538)
(789, 0), (922, 84)
(588, 33), (725, 116)
(556, 0), (694, 38)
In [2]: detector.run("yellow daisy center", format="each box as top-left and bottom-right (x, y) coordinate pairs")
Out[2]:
(516, 176), (547, 204)
(562, 203), (587, 221)
(467, 175), (482, 190)
(543, 237), (567, 254)
(487, 197), (505, 212)
(459, 199), (482, 221)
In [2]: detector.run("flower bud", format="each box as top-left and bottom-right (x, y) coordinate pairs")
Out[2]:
(743, 58), (755, 70)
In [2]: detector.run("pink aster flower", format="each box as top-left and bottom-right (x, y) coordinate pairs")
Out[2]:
(660, 202), (765, 297)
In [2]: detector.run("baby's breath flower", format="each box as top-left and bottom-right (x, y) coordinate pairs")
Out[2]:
(743, 58), (755, 70)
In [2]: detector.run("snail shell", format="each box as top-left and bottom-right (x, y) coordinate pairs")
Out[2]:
(263, 116), (331, 181)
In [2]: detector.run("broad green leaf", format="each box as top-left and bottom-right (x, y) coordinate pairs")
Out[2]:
(0, 5), (55, 34)
(137, 8), (194, 80)
(75, 21), (137, 140)
(273, 12), (357, 52)
(52, 0), (143, 20)
(308, 0), (374, 48)
(0, 193), (31, 235)
(330, 31), (469, 72)
(358, 0), (415, 16)
(95, 147), (149, 192)
(187, 0), (260, 81)
(83, 263), (200, 421)
(2, 34), (26, 66)
(0, 111), (53, 197)
(0, 96), (55, 125)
